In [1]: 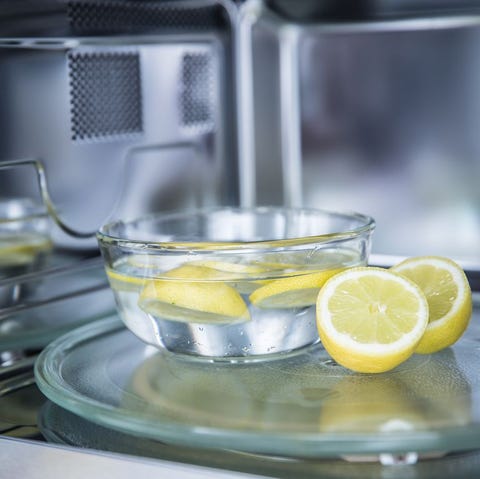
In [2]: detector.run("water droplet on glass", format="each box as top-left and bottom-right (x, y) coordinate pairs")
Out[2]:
(322, 358), (340, 367)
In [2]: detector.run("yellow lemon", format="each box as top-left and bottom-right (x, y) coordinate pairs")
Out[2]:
(249, 268), (342, 309)
(391, 256), (472, 354)
(316, 267), (429, 373)
(138, 264), (250, 324)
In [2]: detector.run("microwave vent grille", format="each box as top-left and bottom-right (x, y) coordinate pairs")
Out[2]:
(180, 52), (214, 131)
(68, 51), (143, 142)
(67, 1), (223, 33)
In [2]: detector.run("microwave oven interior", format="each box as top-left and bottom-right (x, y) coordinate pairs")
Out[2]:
(0, 0), (239, 249)
(2, 1), (480, 478)
(245, 0), (480, 269)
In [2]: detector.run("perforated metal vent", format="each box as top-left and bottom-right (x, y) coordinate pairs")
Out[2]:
(67, 1), (224, 34)
(68, 51), (143, 142)
(180, 53), (214, 131)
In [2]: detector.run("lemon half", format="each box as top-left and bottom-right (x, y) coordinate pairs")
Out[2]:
(316, 267), (429, 373)
(391, 256), (472, 354)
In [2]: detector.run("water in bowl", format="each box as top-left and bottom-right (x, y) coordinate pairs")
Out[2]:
(0, 232), (53, 307)
(106, 247), (365, 360)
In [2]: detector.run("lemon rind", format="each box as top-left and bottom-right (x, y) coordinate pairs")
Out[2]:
(391, 256), (472, 354)
(392, 256), (471, 332)
(316, 267), (429, 356)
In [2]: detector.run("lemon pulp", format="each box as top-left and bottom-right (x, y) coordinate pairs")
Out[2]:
(316, 267), (429, 373)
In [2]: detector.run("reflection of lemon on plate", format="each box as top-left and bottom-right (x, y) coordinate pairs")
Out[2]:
(319, 349), (472, 435)
(138, 264), (250, 324)
(398, 349), (472, 428)
(316, 267), (429, 373)
(249, 269), (342, 309)
(391, 256), (472, 354)
(319, 375), (426, 433)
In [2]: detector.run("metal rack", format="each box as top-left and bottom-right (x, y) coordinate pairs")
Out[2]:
(0, 252), (115, 438)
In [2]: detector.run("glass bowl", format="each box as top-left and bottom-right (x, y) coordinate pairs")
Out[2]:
(0, 197), (53, 307)
(97, 207), (375, 361)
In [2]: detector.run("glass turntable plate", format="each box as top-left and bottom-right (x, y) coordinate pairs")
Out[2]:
(35, 300), (480, 459)
(38, 401), (480, 478)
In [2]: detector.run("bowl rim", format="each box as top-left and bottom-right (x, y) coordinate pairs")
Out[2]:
(0, 197), (49, 225)
(96, 206), (375, 252)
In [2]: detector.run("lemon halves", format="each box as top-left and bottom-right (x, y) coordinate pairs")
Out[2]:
(316, 267), (429, 373)
(391, 256), (472, 354)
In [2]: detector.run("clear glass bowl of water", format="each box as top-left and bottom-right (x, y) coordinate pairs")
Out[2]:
(97, 207), (375, 361)
(0, 197), (53, 307)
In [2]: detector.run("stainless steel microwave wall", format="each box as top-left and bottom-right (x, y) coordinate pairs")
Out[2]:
(0, 0), (239, 248)
(240, 0), (480, 267)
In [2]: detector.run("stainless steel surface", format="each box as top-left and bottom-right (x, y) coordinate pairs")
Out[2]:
(244, 0), (480, 266)
(0, 437), (269, 479)
(0, 159), (96, 238)
(265, 0), (480, 23)
(0, 0), (239, 249)
(0, 356), (37, 397)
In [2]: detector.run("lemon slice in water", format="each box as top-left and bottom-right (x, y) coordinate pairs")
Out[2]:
(138, 264), (250, 325)
(391, 256), (472, 354)
(249, 268), (343, 309)
(0, 234), (52, 267)
(316, 267), (429, 373)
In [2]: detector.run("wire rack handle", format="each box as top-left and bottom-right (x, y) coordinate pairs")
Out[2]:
(0, 159), (96, 239)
